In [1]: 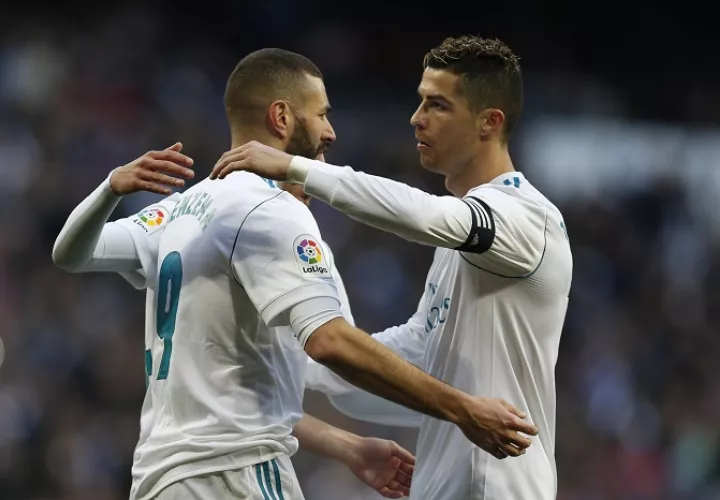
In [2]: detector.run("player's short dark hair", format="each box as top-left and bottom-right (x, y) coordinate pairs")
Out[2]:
(424, 36), (523, 140)
(224, 48), (323, 128)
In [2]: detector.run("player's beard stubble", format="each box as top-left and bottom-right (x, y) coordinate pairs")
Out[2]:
(286, 116), (329, 161)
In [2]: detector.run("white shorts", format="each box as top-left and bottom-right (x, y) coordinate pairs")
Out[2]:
(152, 455), (304, 500)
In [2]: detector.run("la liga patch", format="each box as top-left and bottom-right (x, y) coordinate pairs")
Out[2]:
(293, 235), (331, 279)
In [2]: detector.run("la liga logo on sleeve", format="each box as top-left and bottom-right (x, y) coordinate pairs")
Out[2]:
(131, 206), (167, 233)
(293, 235), (331, 278)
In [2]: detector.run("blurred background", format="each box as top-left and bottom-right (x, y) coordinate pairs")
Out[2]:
(1, 1), (720, 499)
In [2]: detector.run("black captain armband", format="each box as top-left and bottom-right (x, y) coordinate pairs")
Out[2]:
(455, 196), (496, 254)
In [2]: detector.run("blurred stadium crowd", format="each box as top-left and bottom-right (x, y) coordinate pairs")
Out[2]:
(1, 4), (719, 499)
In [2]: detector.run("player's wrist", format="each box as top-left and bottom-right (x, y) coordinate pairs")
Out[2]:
(287, 156), (311, 185)
(338, 433), (365, 466)
(106, 169), (125, 198)
(440, 389), (474, 426)
(324, 426), (363, 464)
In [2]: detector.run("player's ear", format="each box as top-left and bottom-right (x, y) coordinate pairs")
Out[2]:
(267, 100), (293, 140)
(476, 108), (505, 139)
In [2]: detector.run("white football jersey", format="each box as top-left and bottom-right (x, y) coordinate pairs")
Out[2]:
(304, 171), (572, 500)
(121, 173), (340, 500)
(379, 173), (571, 499)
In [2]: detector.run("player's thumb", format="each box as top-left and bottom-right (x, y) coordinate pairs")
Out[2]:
(166, 142), (183, 152)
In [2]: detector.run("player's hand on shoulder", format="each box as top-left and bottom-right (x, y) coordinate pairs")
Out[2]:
(210, 140), (293, 180)
(109, 142), (194, 196)
(457, 397), (538, 460)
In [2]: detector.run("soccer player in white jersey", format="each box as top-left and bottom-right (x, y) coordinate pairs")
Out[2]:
(52, 144), (414, 500)
(212, 36), (573, 500)
(54, 48), (538, 500)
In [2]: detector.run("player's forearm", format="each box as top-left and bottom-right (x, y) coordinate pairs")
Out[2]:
(293, 414), (360, 464)
(52, 173), (123, 271)
(288, 157), (472, 249)
(305, 318), (469, 424)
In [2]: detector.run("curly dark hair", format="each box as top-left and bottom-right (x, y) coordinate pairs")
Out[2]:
(424, 36), (523, 139)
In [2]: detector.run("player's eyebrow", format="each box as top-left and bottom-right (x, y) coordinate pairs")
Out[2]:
(418, 89), (451, 106)
(322, 104), (332, 114)
(425, 94), (451, 105)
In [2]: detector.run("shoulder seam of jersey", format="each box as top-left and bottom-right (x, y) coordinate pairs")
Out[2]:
(470, 184), (547, 209)
(228, 191), (285, 287)
(458, 212), (549, 279)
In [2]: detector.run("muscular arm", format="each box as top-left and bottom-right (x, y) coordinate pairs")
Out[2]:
(303, 315), (467, 424)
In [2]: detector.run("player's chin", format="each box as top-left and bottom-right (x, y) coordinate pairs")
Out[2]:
(418, 153), (442, 173)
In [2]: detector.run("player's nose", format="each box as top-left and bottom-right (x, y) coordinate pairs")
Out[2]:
(410, 107), (425, 128)
(323, 122), (337, 144)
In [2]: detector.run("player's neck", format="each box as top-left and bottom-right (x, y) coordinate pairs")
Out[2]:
(445, 144), (515, 197)
(230, 131), (285, 152)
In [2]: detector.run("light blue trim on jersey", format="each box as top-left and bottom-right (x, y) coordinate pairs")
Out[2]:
(144, 349), (152, 389)
(255, 463), (272, 500)
(262, 462), (279, 500)
(271, 459), (285, 500)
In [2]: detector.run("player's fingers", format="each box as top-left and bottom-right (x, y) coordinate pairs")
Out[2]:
(488, 446), (507, 460)
(210, 158), (231, 179)
(165, 142), (183, 152)
(392, 444), (416, 465)
(398, 460), (415, 476)
(211, 154), (245, 178)
(216, 160), (248, 180)
(501, 400), (527, 419)
(215, 142), (250, 165)
(510, 415), (538, 436)
(147, 150), (195, 169)
(500, 442), (525, 457)
(395, 469), (412, 487)
(378, 487), (404, 499)
(389, 483), (411, 497)
(134, 179), (173, 195)
(142, 160), (195, 181)
(504, 430), (532, 449)
(137, 169), (186, 188)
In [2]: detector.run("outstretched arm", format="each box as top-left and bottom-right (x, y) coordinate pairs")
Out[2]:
(211, 142), (547, 277)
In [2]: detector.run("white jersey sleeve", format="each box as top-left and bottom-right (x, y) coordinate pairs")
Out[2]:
(113, 195), (179, 288)
(458, 186), (547, 277)
(52, 171), (179, 289)
(289, 157), (471, 249)
(288, 157), (546, 278)
(230, 196), (340, 346)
